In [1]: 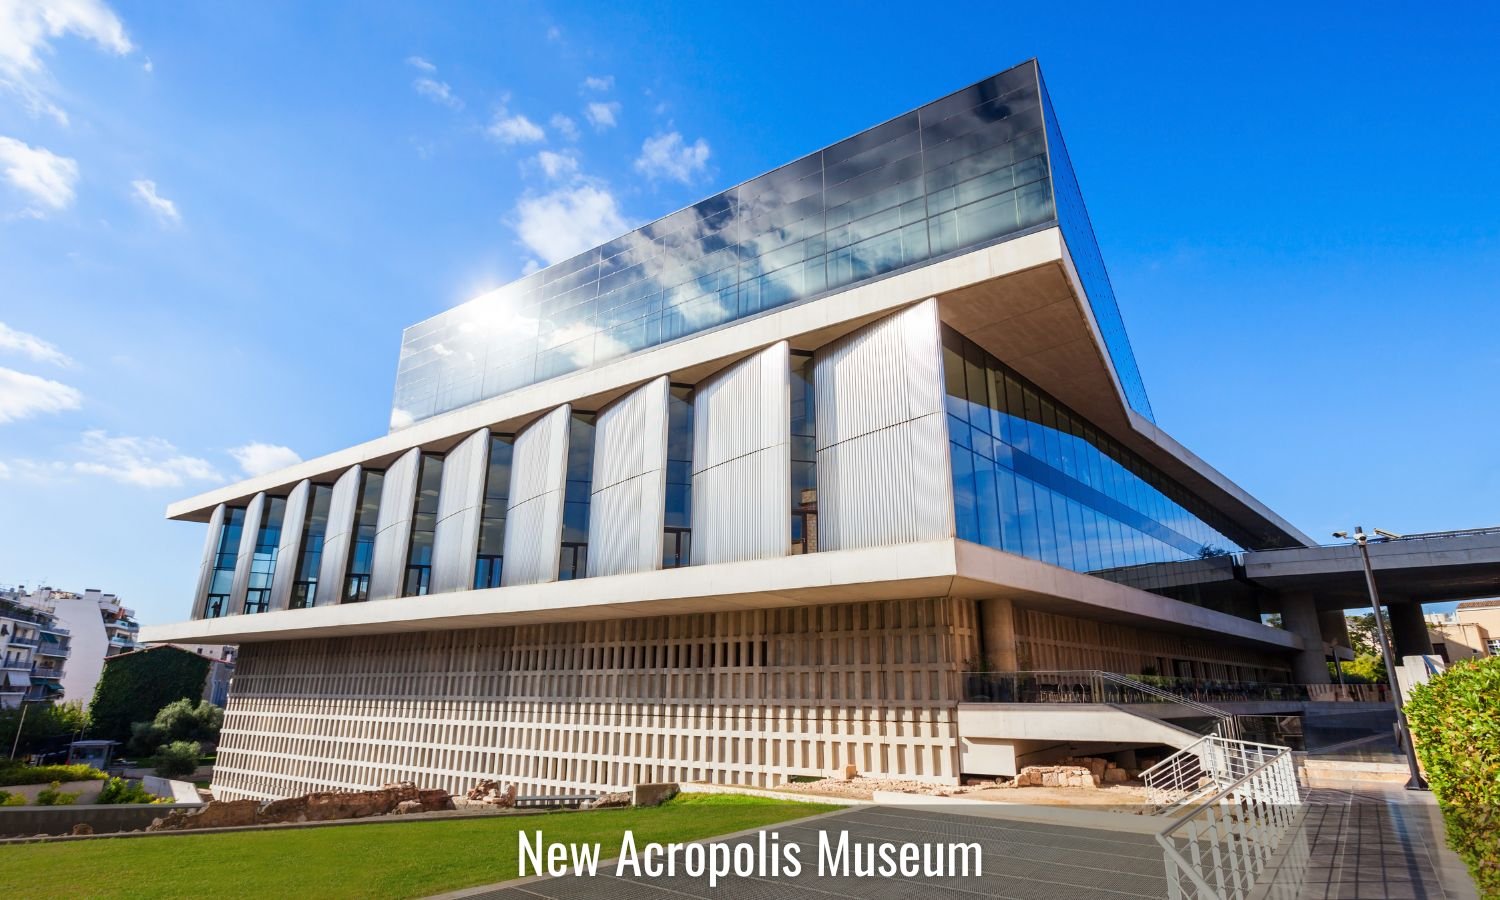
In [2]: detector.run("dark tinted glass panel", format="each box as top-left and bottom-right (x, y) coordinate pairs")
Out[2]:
(403, 453), (444, 597)
(475, 435), (513, 589)
(202, 506), (245, 619)
(559, 413), (595, 581)
(663, 385), (694, 569)
(343, 470), (384, 603)
(291, 484), (333, 609)
(942, 326), (1257, 616)
(392, 60), (1060, 428)
(791, 352), (817, 554)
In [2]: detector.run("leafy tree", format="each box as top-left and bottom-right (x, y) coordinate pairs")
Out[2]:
(88, 647), (211, 744)
(0, 700), (88, 758)
(129, 699), (222, 756)
(1406, 657), (1500, 896)
(153, 741), (202, 779)
(1340, 653), (1387, 684)
(1346, 611), (1392, 657)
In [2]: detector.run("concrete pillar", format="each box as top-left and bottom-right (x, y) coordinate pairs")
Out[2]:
(1388, 601), (1433, 658)
(813, 298), (954, 550)
(1280, 592), (1331, 684)
(430, 429), (490, 595)
(502, 405), (571, 586)
(1318, 608), (1351, 650)
(368, 447), (423, 601)
(588, 376), (669, 577)
(228, 492), (268, 615)
(691, 341), (790, 565)
(979, 597), (1019, 672)
(268, 480), (310, 612)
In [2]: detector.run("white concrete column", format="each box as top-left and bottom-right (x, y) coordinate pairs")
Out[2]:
(813, 299), (953, 551)
(1281, 592), (1332, 684)
(267, 481), (310, 612)
(691, 341), (790, 565)
(588, 376), (670, 577)
(368, 447), (423, 601)
(501, 405), (571, 586)
(316, 465), (363, 604)
(227, 492), (267, 615)
(430, 428), (490, 595)
(191, 503), (227, 620)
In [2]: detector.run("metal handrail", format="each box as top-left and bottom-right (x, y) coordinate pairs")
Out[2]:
(1140, 735), (1287, 812)
(1154, 740), (1302, 900)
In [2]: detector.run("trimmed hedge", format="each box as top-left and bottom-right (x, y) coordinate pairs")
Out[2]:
(1405, 655), (1500, 897)
(0, 762), (106, 787)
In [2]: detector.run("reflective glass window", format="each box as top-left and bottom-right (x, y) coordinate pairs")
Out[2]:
(402, 453), (444, 597)
(343, 470), (384, 603)
(559, 412), (595, 580)
(291, 484), (333, 609)
(474, 435), (514, 589)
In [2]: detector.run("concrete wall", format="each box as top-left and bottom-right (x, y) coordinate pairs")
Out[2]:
(0, 803), (198, 837)
(213, 597), (978, 800)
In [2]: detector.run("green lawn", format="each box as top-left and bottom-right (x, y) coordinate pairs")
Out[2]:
(0, 793), (837, 899)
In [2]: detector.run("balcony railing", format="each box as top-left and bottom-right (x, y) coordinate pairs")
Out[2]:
(6, 635), (39, 647)
(962, 671), (1389, 706)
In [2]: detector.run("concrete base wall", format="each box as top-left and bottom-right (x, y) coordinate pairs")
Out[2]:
(214, 597), (980, 801)
(0, 803), (198, 837)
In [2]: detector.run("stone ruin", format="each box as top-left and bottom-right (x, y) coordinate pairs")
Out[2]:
(1008, 756), (1134, 789)
(148, 782), (453, 831)
(457, 779), (518, 809)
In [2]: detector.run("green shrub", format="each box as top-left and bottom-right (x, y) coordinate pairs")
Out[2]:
(1406, 656), (1500, 897)
(153, 741), (202, 778)
(0, 763), (106, 787)
(97, 776), (164, 805)
(35, 781), (80, 806)
(128, 699), (222, 756)
(1, 792), (24, 806)
(89, 647), (211, 744)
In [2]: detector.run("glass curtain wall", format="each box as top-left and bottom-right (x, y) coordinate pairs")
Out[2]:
(402, 454), (444, 596)
(392, 60), (1056, 428)
(243, 497), (286, 614)
(790, 351), (818, 554)
(663, 385), (693, 567)
(202, 507), (245, 619)
(559, 413), (596, 580)
(942, 326), (1253, 604)
(474, 435), (514, 588)
(342, 470), (384, 603)
(290, 484), (333, 609)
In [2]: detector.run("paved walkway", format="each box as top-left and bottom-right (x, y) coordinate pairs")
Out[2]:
(439, 783), (1477, 900)
(1258, 781), (1476, 900)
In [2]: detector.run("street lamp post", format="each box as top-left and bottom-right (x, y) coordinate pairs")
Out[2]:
(1335, 526), (1428, 791)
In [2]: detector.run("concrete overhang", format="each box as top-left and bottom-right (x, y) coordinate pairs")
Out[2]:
(1244, 530), (1500, 607)
(140, 539), (1300, 655)
(163, 228), (1308, 553)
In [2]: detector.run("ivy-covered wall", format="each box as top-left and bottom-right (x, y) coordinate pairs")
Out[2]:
(88, 647), (212, 744)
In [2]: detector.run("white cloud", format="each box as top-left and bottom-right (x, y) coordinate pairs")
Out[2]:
(0, 0), (133, 124)
(546, 26), (561, 42)
(582, 75), (613, 92)
(584, 101), (620, 131)
(130, 178), (180, 225)
(228, 442), (301, 477)
(534, 150), (578, 181)
(635, 131), (711, 184)
(0, 367), (81, 423)
(414, 77), (461, 109)
(549, 113), (579, 143)
(487, 111), (545, 145)
(0, 136), (78, 214)
(71, 430), (220, 488)
(0, 322), (70, 366)
(405, 55), (436, 72)
(141, 55), (151, 73)
(514, 183), (628, 265)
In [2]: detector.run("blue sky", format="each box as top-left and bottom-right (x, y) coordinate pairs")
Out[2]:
(0, 1), (1495, 625)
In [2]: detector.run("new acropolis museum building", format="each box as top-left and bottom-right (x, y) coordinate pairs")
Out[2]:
(143, 59), (1324, 801)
